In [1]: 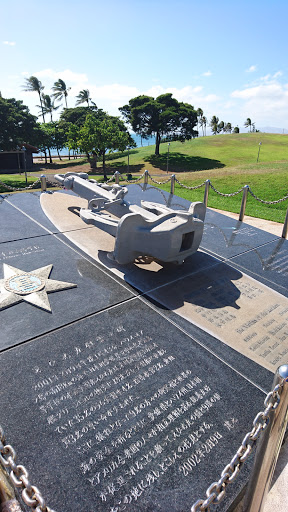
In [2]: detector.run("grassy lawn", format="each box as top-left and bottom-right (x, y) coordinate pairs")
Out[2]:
(1, 133), (288, 223)
(0, 174), (42, 193)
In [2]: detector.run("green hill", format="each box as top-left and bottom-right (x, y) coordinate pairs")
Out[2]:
(106, 133), (288, 224)
(107, 132), (288, 173)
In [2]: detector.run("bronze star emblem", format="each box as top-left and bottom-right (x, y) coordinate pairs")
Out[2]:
(0, 264), (77, 313)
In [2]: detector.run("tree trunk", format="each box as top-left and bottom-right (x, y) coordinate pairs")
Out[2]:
(88, 152), (97, 170)
(102, 153), (107, 181)
(48, 148), (52, 164)
(155, 132), (161, 155)
(38, 92), (45, 123)
(57, 148), (62, 160)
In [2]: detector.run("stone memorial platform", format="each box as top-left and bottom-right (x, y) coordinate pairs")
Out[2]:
(0, 185), (287, 512)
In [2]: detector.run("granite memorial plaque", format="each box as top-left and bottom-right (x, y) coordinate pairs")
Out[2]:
(0, 234), (135, 349)
(148, 261), (288, 373)
(0, 187), (286, 512)
(201, 209), (278, 260)
(230, 237), (288, 297)
(0, 299), (266, 512)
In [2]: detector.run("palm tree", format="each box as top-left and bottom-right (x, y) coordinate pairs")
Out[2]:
(40, 94), (60, 122)
(210, 115), (219, 135)
(197, 108), (203, 135)
(200, 115), (207, 136)
(244, 118), (254, 132)
(23, 76), (45, 122)
(76, 89), (92, 107)
(23, 76), (47, 162)
(52, 79), (71, 108)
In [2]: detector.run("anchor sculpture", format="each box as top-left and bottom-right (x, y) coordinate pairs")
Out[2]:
(54, 172), (206, 265)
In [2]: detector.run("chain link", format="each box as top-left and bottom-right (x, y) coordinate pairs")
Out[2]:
(0, 178), (41, 192)
(191, 379), (285, 511)
(116, 172), (146, 184)
(209, 182), (245, 197)
(248, 188), (288, 204)
(147, 172), (172, 185)
(0, 428), (55, 512)
(175, 178), (206, 190)
(104, 175), (116, 184)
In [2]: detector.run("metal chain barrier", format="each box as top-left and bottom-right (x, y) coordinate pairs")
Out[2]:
(0, 426), (55, 512)
(0, 179), (41, 192)
(117, 172), (147, 184)
(147, 172), (172, 185)
(209, 182), (245, 197)
(104, 175), (116, 184)
(175, 178), (206, 190)
(248, 188), (288, 205)
(101, 172), (288, 206)
(191, 379), (285, 512)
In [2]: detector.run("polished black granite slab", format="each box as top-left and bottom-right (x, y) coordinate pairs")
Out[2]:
(1, 191), (60, 234)
(228, 238), (288, 297)
(0, 234), (135, 349)
(0, 298), (265, 512)
(0, 195), (49, 243)
(201, 210), (278, 259)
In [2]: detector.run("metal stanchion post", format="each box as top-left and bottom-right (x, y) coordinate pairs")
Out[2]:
(170, 174), (176, 195)
(203, 179), (210, 207)
(114, 171), (120, 185)
(144, 170), (149, 185)
(243, 364), (288, 512)
(282, 207), (288, 238)
(40, 175), (47, 192)
(239, 185), (249, 221)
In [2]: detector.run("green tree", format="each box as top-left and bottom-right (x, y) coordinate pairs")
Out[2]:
(76, 89), (93, 107)
(218, 121), (224, 133)
(23, 76), (45, 123)
(40, 95), (60, 122)
(233, 126), (240, 133)
(52, 79), (71, 108)
(66, 123), (80, 156)
(119, 93), (197, 155)
(0, 96), (40, 150)
(197, 107), (203, 135)
(60, 105), (100, 127)
(210, 116), (219, 135)
(48, 121), (67, 160)
(78, 114), (135, 179)
(224, 122), (232, 133)
(36, 123), (54, 163)
(244, 118), (255, 132)
(199, 115), (207, 136)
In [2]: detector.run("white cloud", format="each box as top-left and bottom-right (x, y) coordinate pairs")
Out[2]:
(246, 65), (257, 73)
(231, 79), (288, 126)
(33, 68), (89, 84)
(202, 71), (212, 77)
(3, 41), (16, 46)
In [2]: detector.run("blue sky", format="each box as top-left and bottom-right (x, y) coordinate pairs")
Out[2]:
(1, 0), (288, 131)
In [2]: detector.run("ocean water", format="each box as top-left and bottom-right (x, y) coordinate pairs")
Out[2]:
(39, 133), (156, 157)
(131, 133), (155, 147)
